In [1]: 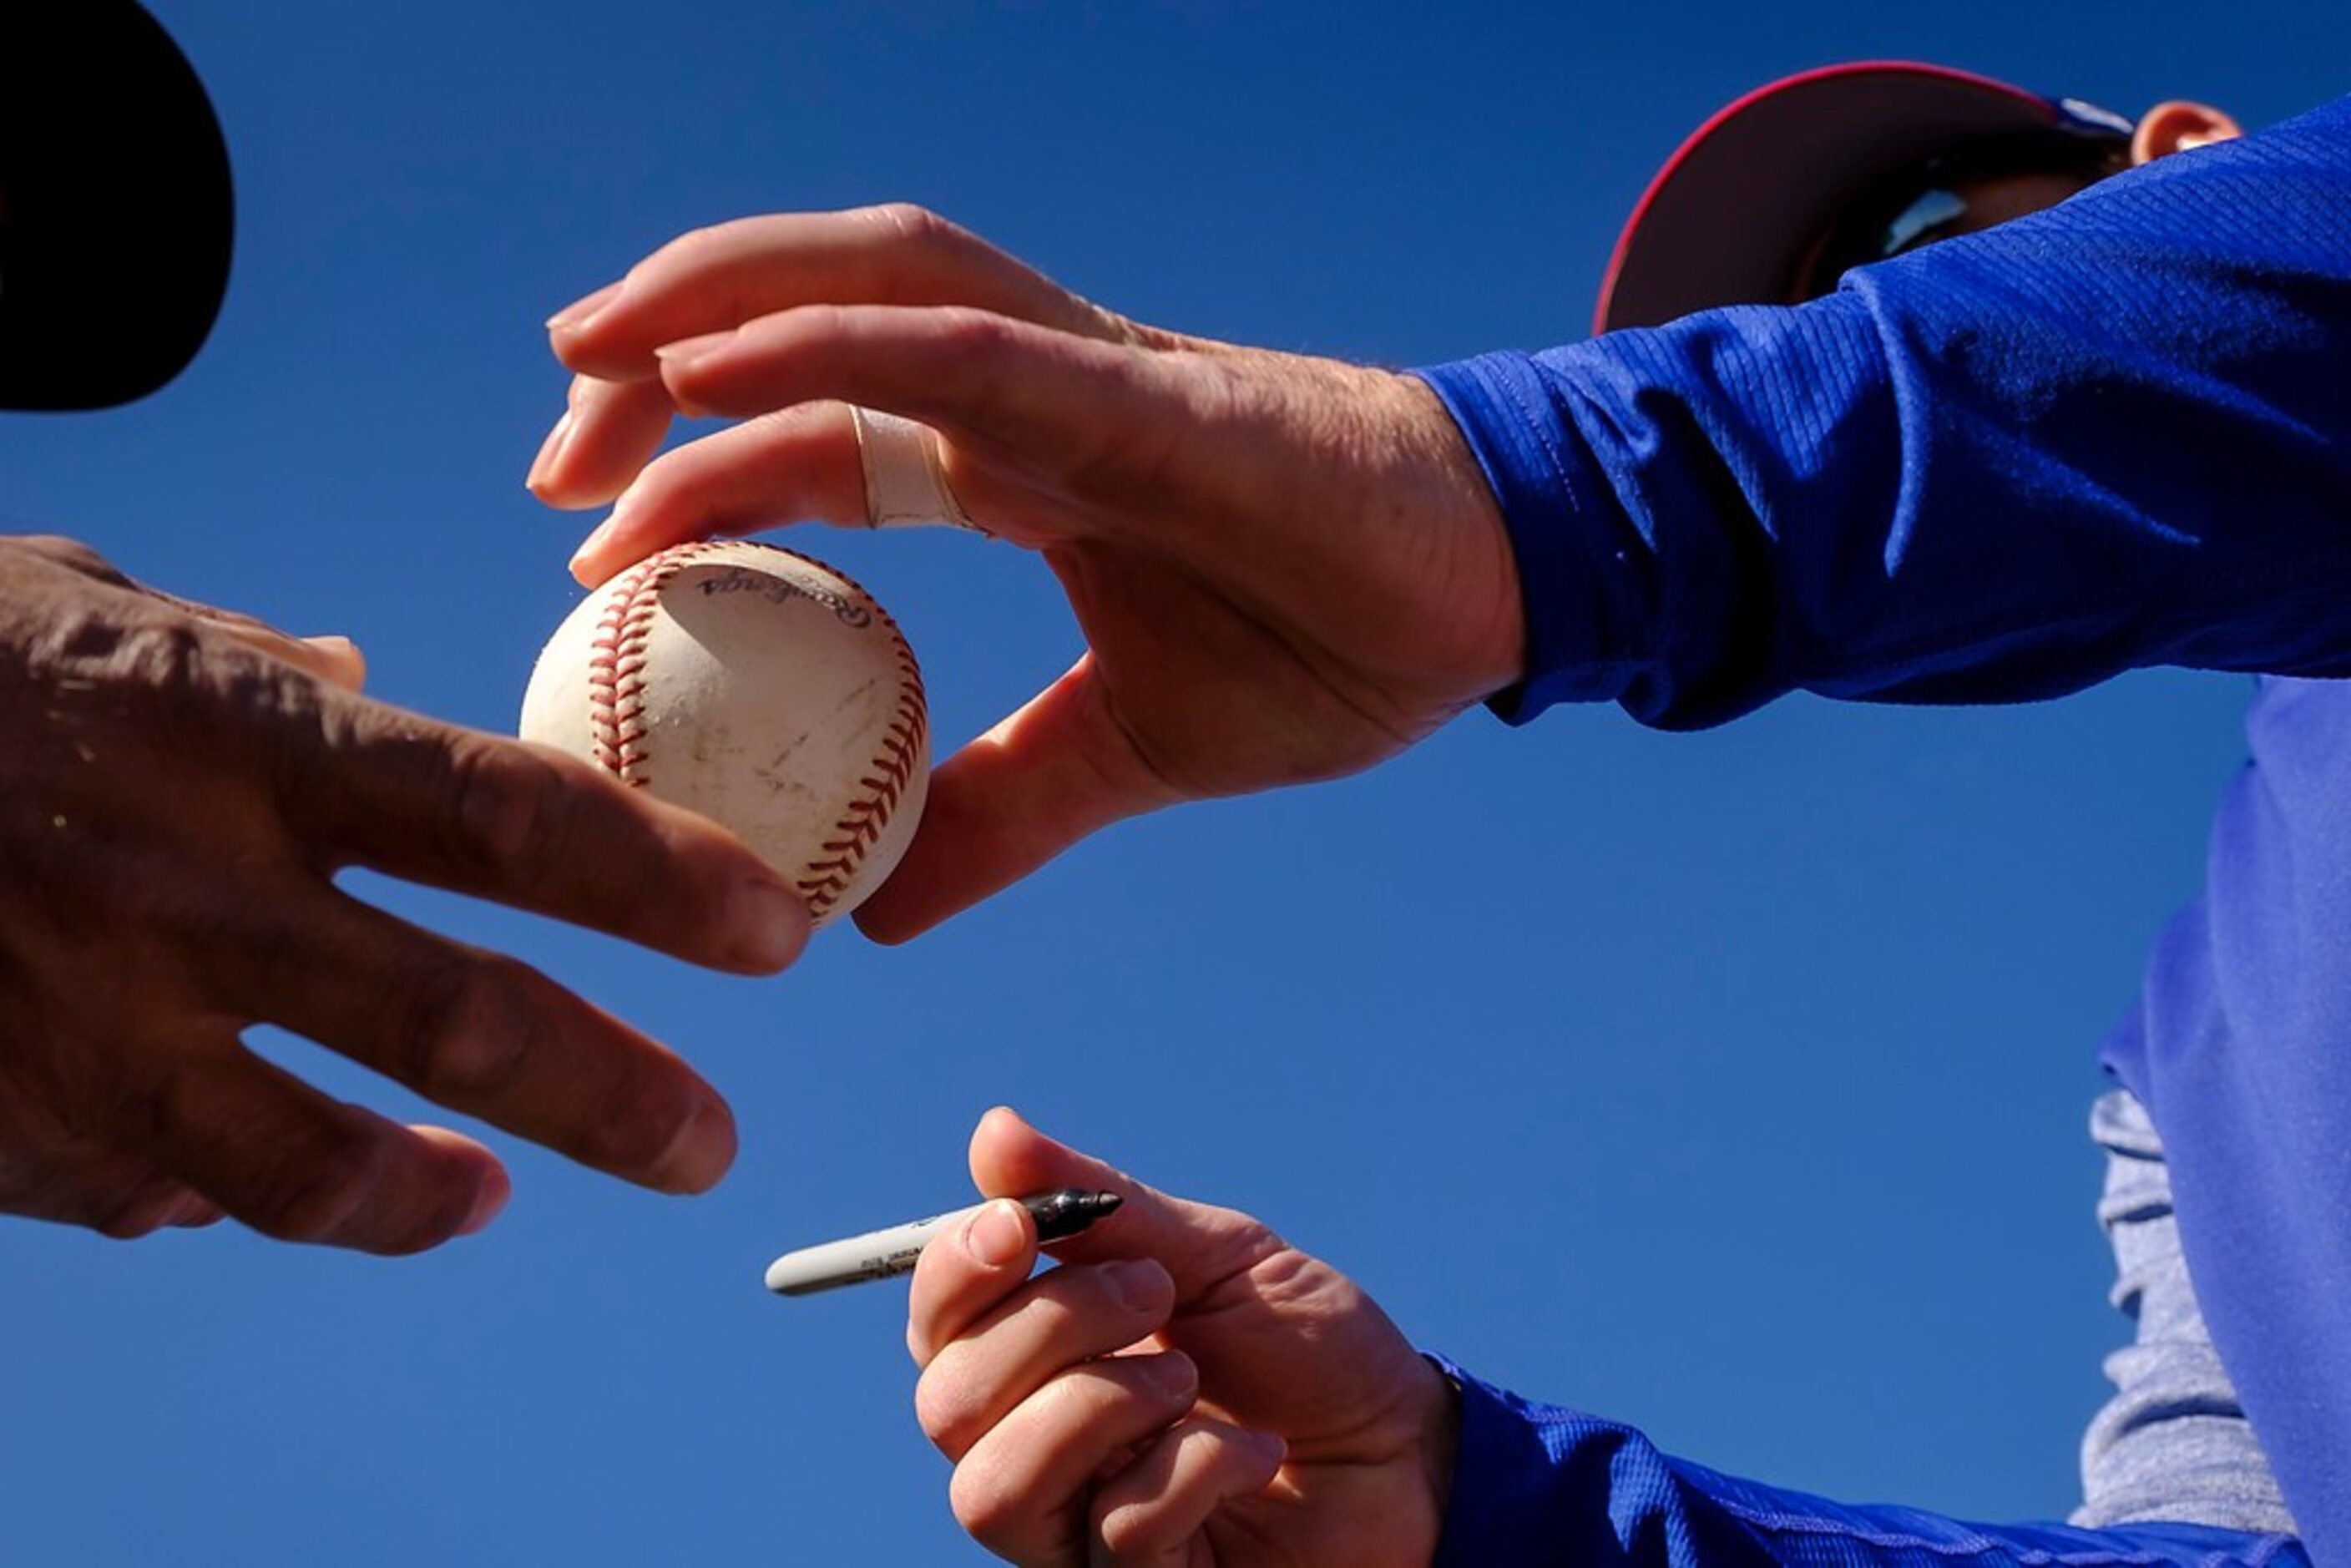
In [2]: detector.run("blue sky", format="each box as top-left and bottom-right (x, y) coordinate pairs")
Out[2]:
(0, 3), (2339, 1562)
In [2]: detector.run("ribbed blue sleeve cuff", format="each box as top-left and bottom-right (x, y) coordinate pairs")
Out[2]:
(1427, 1353), (1781, 1566)
(1428, 1352), (1625, 1566)
(1412, 352), (1649, 726)
(1422, 1353), (2309, 1567)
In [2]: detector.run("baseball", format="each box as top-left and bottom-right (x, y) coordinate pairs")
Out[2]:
(518, 539), (928, 928)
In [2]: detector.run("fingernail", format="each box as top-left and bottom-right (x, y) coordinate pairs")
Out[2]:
(963, 1200), (1026, 1267)
(1241, 1429), (1287, 1466)
(730, 875), (811, 970)
(169, 1195), (224, 1229)
(663, 1092), (738, 1192)
(1140, 1353), (1197, 1398)
(301, 635), (367, 690)
(568, 510), (624, 583)
(566, 491), (635, 571)
(458, 1164), (513, 1237)
(548, 281), (623, 334)
(526, 411), (577, 493)
(654, 331), (737, 371)
(1100, 1257), (1166, 1313)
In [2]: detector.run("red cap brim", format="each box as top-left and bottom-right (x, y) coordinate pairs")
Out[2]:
(1595, 61), (2115, 335)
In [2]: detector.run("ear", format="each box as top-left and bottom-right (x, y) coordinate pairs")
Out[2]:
(2131, 100), (2245, 164)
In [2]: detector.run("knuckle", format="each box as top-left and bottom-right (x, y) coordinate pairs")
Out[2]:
(1095, 1497), (1160, 1560)
(92, 1180), (182, 1240)
(645, 219), (755, 285)
(913, 1357), (986, 1456)
(930, 306), (1018, 362)
(1094, 1257), (1174, 1320)
(241, 1123), (383, 1243)
(588, 1070), (700, 1177)
(18, 535), (127, 582)
(111, 620), (210, 697)
(393, 954), (533, 1100)
(1208, 1211), (1293, 1278)
(864, 201), (959, 255)
(946, 1454), (1023, 1546)
(447, 736), (576, 877)
(997, 1363), (1128, 1458)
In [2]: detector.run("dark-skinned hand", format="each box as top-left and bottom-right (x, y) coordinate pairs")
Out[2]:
(0, 534), (808, 1252)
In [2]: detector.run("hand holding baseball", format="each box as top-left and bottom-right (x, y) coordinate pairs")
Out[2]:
(526, 205), (1524, 942)
(906, 1110), (1457, 1566)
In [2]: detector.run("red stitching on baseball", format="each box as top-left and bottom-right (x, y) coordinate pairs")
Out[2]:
(585, 541), (726, 790)
(584, 540), (927, 921)
(764, 544), (928, 920)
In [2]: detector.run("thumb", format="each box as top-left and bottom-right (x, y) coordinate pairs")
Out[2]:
(138, 581), (369, 692)
(968, 1108), (1283, 1302)
(855, 655), (1179, 943)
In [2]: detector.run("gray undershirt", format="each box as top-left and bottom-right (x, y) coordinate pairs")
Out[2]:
(2073, 1089), (2298, 1536)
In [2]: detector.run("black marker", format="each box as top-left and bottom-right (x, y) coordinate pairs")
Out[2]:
(762, 1188), (1125, 1297)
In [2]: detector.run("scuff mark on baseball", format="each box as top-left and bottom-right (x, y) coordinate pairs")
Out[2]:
(518, 539), (929, 928)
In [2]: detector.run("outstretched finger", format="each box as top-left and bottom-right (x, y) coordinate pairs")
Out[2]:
(272, 691), (810, 977)
(546, 205), (1140, 384)
(220, 882), (735, 1195)
(0, 1141), (225, 1241)
(527, 374), (680, 512)
(1090, 1419), (1287, 1566)
(649, 304), (1177, 503)
(563, 402), (869, 588)
(142, 1047), (506, 1255)
(854, 655), (1178, 945)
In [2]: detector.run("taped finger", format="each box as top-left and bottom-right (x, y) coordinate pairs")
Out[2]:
(567, 402), (871, 586)
(853, 406), (983, 532)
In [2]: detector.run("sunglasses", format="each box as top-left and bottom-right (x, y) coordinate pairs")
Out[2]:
(1793, 131), (2131, 302)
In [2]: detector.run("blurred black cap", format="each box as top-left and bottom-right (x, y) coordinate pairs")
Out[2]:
(0, 0), (233, 410)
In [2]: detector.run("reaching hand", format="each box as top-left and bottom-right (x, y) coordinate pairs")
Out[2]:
(0, 535), (809, 1252)
(527, 205), (1524, 943)
(904, 1109), (1457, 1566)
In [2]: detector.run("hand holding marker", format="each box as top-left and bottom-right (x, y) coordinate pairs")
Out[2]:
(764, 1188), (1123, 1296)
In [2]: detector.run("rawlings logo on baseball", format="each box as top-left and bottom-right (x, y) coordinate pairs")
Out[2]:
(518, 539), (929, 927)
(694, 564), (875, 628)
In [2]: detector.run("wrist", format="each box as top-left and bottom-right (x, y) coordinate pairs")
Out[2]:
(1419, 1360), (1464, 1534)
(1375, 367), (1529, 704)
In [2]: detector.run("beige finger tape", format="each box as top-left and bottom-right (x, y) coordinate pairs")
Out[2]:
(853, 407), (979, 531)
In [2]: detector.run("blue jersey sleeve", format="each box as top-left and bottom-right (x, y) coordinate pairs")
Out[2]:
(1409, 93), (2351, 1564)
(1414, 95), (2351, 731)
(1431, 1358), (2305, 1567)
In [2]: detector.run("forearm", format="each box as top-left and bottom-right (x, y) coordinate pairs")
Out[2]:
(1417, 94), (2351, 730)
(1429, 1359), (2305, 1566)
